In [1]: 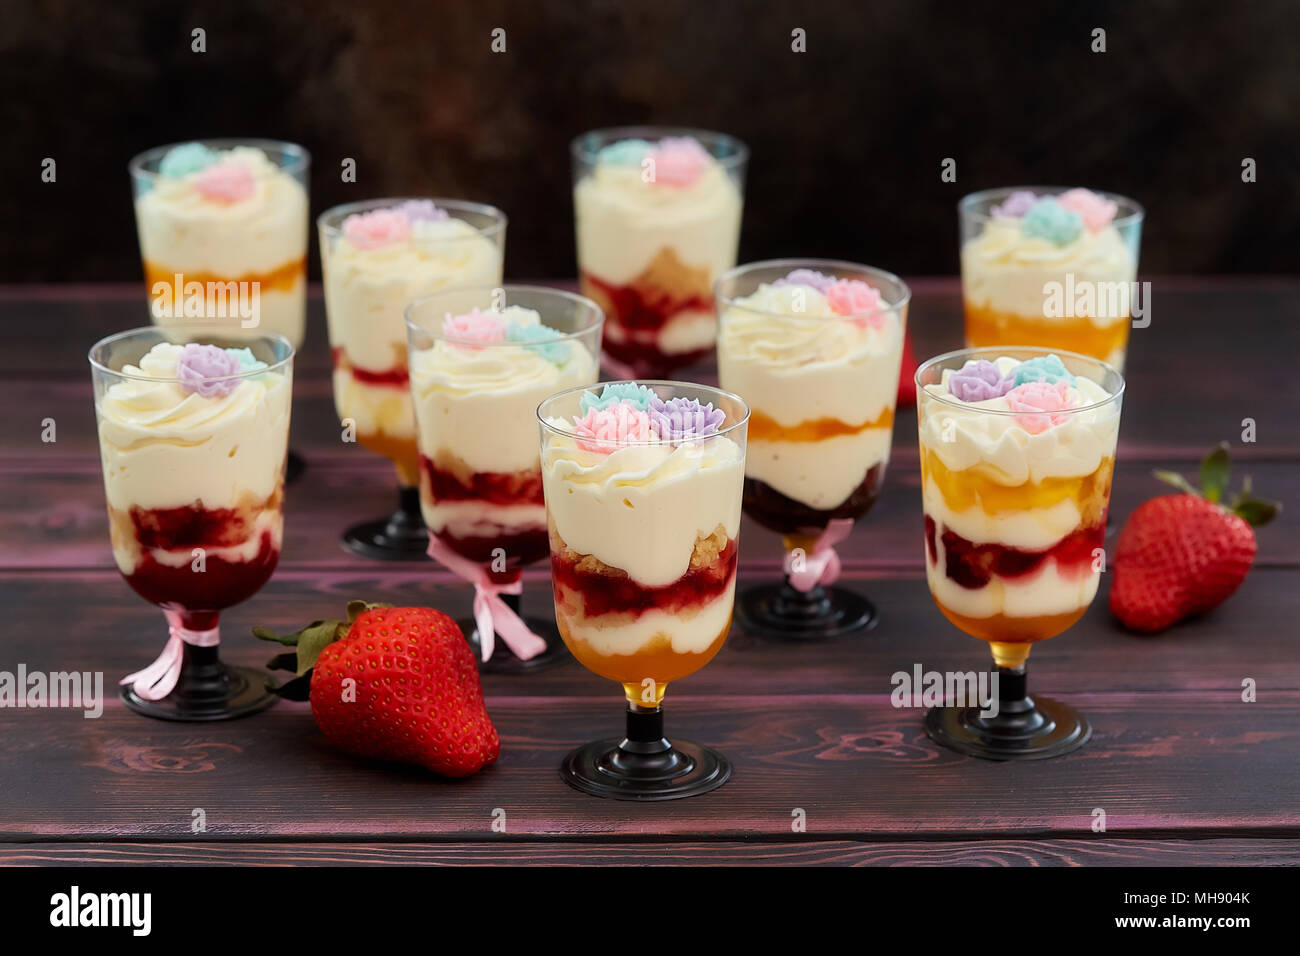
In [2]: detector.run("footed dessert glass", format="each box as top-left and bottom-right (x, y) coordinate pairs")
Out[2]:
(572, 127), (747, 378)
(320, 197), (506, 560)
(959, 187), (1143, 371)
(916, 346), (1123, 759)
(406, 285), (604, 672)
(90, 325), (294, 720)
(716, 259), (910, 639)
(539, 381), (749, 799)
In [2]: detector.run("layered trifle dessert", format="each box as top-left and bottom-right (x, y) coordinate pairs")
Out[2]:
(573, 129), (746, 376)
(409, 304), (600, 579)
(717, 264), (907, 543)
(95, 341), (292, 620)
(132, 141), (310, 347)
(918, 353), (1120, 668)
(959, 187), (1143, 370)
(320, 199), (505, 486)
(541, 383), (747, 703)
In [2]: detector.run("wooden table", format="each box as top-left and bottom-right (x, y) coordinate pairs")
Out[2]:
(2, 279), (1298, 866)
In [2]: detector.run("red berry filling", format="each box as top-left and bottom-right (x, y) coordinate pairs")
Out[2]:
(123, 528), (280, 612)
(332, 346), (409, 386)
(551, 536), (737, 618)
(419, 456), (544, 506)
(925, 514), (1105, 590)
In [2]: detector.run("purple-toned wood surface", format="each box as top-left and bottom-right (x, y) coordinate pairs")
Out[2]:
(0, 281), (1297, 866)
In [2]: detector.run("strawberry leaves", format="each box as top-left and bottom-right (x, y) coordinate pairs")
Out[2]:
(1154, 442), (1279, 528)
(252, 601), (394, 698)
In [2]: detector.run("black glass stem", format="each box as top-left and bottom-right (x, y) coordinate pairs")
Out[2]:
(341, 485), (430, 560)
(121, 641), (277, 722)
(924, 663), (1091, 760)
(462, 591), (569, 673)
(736, 575), (876, 640)
(560, 702), (731, 800)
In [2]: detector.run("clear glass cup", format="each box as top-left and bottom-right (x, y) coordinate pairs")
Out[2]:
(716, 258), (910, 639)
(958, 187), (1144, 371)
(916, 346), (1123, 759)
(539, 380), (749, 799)
(319, 197), (507, 560)
(89, 325), (294, 721)
(405, 285), (604, 671)
(130, 139), (311, 349)
(572, 126), (747, 378)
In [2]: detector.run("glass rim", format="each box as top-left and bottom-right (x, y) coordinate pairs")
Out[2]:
(405, 284), (605, 347)
(88, 324), (295, 385)
(570, 125), (750, 171)
(128, 138), (311, 181)
(958, 186), (1145, 228)
(316, 197), (508, 241)
(714, 257), (912, 320)
(914, 345), (1125, 417)
(537, 379), (751, 447)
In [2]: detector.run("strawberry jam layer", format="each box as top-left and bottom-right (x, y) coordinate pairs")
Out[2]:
(332, 346), (409, 386)
(433, 527), (550, 583)
(551, 538), (738, 619)
(123, 529), (280, 611)
(924, 514), (1104, 590)
(581, 272), (713, 373)
(743, 464), (883, 538)
(419, 456), (543, 506)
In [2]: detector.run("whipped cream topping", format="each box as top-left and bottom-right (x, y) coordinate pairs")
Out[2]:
(409, 307), (598, 475)
(919, 356), (1119, 484)
(574, 142), (742, 287)
(97, 342), (291, 511)
(542, 430), (744, 588)
(962, 217), (1137, 324)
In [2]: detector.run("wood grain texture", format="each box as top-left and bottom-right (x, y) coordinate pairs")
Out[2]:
(0, 282), (1296, 864)
(1, 839), (1296, 867)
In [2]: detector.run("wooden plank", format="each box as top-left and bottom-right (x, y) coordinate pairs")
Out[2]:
(3, 567), (1295, 698)
(1, 689), (1297, 840)
(0, 839), (1296, 866)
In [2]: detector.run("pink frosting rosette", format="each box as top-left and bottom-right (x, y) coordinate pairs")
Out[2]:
(1004, 381), (1077, 434)
(442, 308), (507, 346)
(343, 208), (412, 250)
(826, 279), (887, 328)
(572, 404), (655, 453)
(194, 160), (256, 203)
(647, 137), (711, 187)
(1056, 188), (1118, 232)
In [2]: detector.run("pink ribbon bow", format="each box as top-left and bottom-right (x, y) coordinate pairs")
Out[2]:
(426, 534), (548, 663)
(120, 609), (220, 701)
(784, 518), (855, 592)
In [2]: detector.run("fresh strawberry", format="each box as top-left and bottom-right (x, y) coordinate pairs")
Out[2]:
(254, 602), (499, 777)
(1110, 444), (1279, 633)
(896, 329), (918, 408)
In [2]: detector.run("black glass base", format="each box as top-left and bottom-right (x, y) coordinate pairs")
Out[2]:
(561, 705), (730, 800)
(341, 487), (429, 561)
(121, 662), (277, 722)
(736, 580), (877, 640)
(285, 449), (306, 486)
(463, 615), (570, 674)
(925, 694), (1091, 761)
(562, 737), (731, 801)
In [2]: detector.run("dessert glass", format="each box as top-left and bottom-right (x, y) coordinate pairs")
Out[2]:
(716, 259), (910, 639)
(539, 381), (749, 799)
(916, 346), (1123, 759)
(319, 197), (506, 560)
(89, 325), (294, 721)
(572, 126), (747, 378)
(959, 187), (1143, 371)
(406, 285), (604, 671)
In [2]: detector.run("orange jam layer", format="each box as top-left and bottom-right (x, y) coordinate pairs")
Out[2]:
(356, 430), (420, 486)
(933, 597), (1087, 652)
(748, 406), (893, 443)
(556, 616), (730, 698)
(922, 450), (1113, 519)
(963, 300), (1129, 361)
(145, 257), (307, 295)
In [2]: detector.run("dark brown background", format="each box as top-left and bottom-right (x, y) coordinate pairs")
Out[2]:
(3, 0), (1298, 281)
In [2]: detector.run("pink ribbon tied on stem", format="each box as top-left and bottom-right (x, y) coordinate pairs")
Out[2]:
(120, 609), (220, 701)
(426, 534), (547, 663)
(784, 518), (855, 592)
